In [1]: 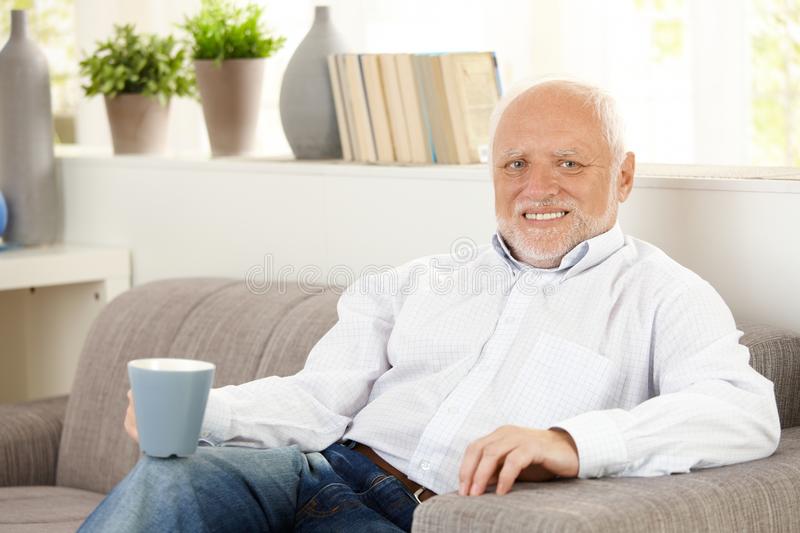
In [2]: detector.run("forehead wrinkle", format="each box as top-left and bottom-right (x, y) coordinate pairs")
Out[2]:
(499, 148), (524, 159)
(553, 148), (578, 157)
(497, 146), (588, 159)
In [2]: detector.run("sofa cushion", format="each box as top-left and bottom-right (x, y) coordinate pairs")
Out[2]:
(56, 279), (339, 495)
(0, 486), (104, 532)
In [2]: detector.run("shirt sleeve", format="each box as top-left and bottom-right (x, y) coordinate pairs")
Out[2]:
(199, 270), (397, 451)
(553, 279), (781, 478)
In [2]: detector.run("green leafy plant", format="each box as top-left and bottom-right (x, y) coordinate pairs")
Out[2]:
(79, 24), (195, 104)
(181, 0), (286, 63)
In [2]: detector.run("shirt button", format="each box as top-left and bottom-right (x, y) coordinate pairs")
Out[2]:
(420, 460), (431, 471)
(544, 284), (556, 295)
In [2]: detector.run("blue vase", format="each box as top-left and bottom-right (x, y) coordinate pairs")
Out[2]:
(0, 190), (7, 238)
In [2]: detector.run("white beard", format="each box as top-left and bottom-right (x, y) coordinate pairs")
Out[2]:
(496, 182), (618, 268)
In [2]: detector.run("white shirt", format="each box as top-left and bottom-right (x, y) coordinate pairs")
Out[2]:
(200, 223), (780, 495)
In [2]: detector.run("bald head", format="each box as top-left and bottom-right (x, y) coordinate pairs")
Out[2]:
(489, 79), (626, 173)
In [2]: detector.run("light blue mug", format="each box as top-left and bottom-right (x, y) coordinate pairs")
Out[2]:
(128, 358), (215, 458)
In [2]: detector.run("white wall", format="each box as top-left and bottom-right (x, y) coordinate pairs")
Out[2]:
(58, 155), (800, 333)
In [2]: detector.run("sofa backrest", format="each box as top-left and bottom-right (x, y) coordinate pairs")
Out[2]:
(56, 279), (800, 493)
(56, 278), (339, 494)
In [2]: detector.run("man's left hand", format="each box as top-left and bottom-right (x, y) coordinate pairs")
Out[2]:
(458, 426), (579, 496)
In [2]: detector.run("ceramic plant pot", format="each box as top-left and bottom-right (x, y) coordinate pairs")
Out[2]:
(195, 58), (265, 157)
(104, 94), (170, 154)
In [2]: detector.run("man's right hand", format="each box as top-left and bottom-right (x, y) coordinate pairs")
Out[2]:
(124, 389), (139, 443)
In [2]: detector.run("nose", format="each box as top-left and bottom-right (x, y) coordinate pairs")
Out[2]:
(522, 163), (560, 200)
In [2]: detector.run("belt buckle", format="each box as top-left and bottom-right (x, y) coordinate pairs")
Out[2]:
(412, 487), (425, 504)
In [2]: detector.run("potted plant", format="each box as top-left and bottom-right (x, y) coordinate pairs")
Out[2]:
(182, 0), (285, 156)
(79, 24), (194, 154)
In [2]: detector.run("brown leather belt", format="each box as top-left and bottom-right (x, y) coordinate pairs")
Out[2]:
(350, 442), (437, 502)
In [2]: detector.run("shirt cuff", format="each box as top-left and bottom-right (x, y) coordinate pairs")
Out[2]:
(199, 388), (232, 445)
(551, 409), (629, 478)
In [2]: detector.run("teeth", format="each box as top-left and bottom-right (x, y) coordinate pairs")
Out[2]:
(525, 211), (566, 221)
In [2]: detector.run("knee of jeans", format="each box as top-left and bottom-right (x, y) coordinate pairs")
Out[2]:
(274, 445), (307, 467)
(131, 453), (216, 486)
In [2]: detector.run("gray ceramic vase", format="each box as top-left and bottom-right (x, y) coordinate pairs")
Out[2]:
(279, 5), (346, 159)
(0, 10), (59, 245)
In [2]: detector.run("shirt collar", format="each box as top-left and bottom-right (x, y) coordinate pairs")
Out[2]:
(491, 222), (625, 280)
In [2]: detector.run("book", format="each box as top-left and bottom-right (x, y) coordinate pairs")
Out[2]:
(343, 54), (377, 162)
(327, 55), (353, 161)
(412, 55), (439, 163)
(414, 54), (459, 164)
(378, 54), (412, 164)
(430, 54), (460, 164)
(395, 53), (433, 163)
(336, 54), (361, 161)
(440, 55), (470, 164)
(360, 54), (395, 163)
(440, 52), (501, 164)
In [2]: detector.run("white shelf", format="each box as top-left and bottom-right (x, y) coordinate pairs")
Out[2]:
(0, 244), (130, 291)
(55, 149), (800, 193)
(0, 244), (131, 403)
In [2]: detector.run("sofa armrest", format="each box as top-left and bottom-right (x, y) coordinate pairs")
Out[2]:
(412, 426), (800, 533)
(0, 395), (68, 487)
(738, 323), (800, 428)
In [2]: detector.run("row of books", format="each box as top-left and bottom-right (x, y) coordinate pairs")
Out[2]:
(327, 52), (502, 165)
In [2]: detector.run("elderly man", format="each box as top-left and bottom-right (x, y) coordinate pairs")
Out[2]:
(79, 79), (780, 532)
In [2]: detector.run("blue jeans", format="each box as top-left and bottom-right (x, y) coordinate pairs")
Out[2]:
(79, 442), (419, 532)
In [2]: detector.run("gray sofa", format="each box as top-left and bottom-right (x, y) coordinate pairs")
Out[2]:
(1, 278), (799, 532)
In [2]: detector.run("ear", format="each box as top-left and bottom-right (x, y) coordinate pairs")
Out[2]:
(616, 152), (635, 203)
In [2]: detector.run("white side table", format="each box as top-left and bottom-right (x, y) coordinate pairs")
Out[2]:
(0, 245), (130, 403)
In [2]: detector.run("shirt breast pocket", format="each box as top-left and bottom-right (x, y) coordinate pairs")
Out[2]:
(497, 331), (623, 427)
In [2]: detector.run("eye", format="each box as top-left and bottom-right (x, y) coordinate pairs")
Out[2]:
(559, 160), (582, 169)
(506, 159), (526, 171)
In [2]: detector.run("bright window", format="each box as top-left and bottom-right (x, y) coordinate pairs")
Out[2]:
(2, 0), (797, 167)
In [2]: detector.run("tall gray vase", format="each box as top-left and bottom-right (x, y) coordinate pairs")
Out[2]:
(0, 10), (59, 245)
(279, 5), (346, 159)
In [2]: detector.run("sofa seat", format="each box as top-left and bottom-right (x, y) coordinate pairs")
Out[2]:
(0, 486), (104, 532)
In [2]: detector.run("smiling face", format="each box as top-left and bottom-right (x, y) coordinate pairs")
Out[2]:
(492, 84), (635, 268)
